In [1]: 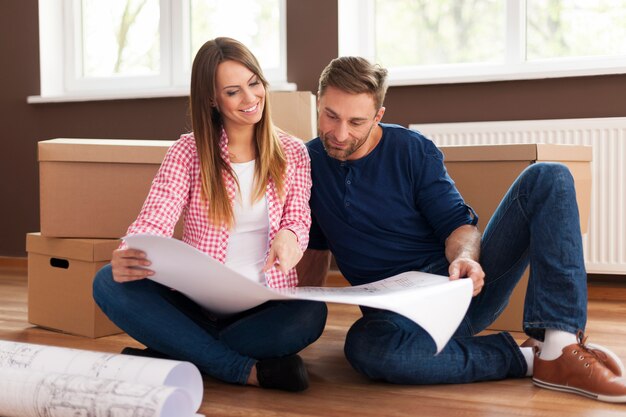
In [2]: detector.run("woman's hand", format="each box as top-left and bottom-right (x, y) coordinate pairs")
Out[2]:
(263, 229), (303, 274)
(111, 248), (154, 283)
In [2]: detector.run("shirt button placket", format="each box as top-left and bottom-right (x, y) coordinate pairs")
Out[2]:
(344, 166), (353, 209)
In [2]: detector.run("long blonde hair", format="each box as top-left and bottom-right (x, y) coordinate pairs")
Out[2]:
(190, 37), (286, 228)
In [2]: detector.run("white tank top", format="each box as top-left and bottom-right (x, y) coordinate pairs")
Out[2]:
(225, 160), (269, 285)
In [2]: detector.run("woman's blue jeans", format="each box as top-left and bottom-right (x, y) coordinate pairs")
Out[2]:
(344, 162), (588, 384)
(93, 266), (328, 385)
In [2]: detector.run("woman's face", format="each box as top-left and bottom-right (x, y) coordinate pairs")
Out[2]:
(214, 60), (265, 130)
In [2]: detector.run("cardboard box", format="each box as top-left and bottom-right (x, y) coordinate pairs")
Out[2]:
(39, 138), (175, 238)
(269, 91), (317, 141)
(26, 232), (122, 338)
(439, 144), (592, 332)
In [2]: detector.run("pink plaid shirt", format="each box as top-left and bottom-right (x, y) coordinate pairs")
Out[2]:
(125, 130), (312, 289)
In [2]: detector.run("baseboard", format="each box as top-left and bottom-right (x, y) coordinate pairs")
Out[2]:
(0, 256), (27, 269)
(0, 257), (27, 282)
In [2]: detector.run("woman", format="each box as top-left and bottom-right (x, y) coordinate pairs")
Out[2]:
(93, 37), (327, 392)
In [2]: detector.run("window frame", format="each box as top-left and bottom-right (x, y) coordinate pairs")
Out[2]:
(338, 0), (626, 86)
(31, 0), (291, 103)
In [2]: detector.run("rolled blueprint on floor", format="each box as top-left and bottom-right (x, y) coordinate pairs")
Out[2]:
(0, 368), (194, 417)
(0, 340), (204, 417)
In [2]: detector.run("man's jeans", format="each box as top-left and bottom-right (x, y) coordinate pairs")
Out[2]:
(344, 162), (587, 384)
(93, 265), (328, 385)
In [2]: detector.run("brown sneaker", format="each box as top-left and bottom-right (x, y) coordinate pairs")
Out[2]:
(533, 331), (626, 402)
(587, 341), (625, 378)
(522, 336), (624, 377)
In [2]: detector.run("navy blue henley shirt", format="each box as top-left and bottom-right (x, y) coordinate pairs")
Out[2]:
(307, 123), (477, 285)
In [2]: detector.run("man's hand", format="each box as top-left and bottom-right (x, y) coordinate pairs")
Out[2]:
(445, 224), (484, 296)
(111, 248), (154, 283)
(449, 257), (485, 296)
(263, 229), (303, 274)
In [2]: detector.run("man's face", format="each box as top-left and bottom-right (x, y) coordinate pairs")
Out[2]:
(317, 86), (384, 161)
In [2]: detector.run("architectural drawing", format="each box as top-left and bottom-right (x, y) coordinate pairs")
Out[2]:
(0, 341), (203, 417)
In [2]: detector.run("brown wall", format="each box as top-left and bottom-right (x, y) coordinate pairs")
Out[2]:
(1, 0), (625, 256)
(385, 75), (626, 126)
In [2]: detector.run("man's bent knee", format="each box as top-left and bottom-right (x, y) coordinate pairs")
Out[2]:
(344, 317), (404, 380)
(344, 315), (441, 383)
(525, 162), (575, 188)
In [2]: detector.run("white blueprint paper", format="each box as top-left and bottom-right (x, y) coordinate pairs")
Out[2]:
(124, 234), (473, 353)
(0, 368), (191, 417)
(0, 340), (204, 417)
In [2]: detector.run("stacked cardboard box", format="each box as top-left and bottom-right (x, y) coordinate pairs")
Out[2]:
(439, 143), (592, 332)
(29, 139), (173, 338)
(28, 91), (318, 338)
(27, 233), (122, 338)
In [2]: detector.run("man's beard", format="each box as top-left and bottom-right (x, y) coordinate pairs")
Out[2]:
(319, 124), (375, 161)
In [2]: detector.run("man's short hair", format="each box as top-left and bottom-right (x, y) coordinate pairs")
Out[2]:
(318, 56), (389, 110)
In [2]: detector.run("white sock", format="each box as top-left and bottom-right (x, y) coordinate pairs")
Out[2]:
(520, 347), (535, 376)
(540, 329), (577, 361)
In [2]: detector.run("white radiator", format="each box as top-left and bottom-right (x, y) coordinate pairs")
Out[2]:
(409, 117), (626, 275)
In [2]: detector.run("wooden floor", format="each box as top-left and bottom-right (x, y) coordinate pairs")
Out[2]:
(2, 265), (626, 416)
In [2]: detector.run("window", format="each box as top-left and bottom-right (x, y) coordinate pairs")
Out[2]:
(338, 0), (626, 85)
(32, 0), (288, 102)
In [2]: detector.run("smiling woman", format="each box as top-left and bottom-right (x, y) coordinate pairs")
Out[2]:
(90, 36), (327, 393)
(214, 60), (267, 142)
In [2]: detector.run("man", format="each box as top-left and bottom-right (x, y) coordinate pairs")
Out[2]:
(297, 56), (626, 402)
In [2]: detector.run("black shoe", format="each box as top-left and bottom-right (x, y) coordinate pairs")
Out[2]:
(256, 354), (309, 392)
(120, 346), (170, 360)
